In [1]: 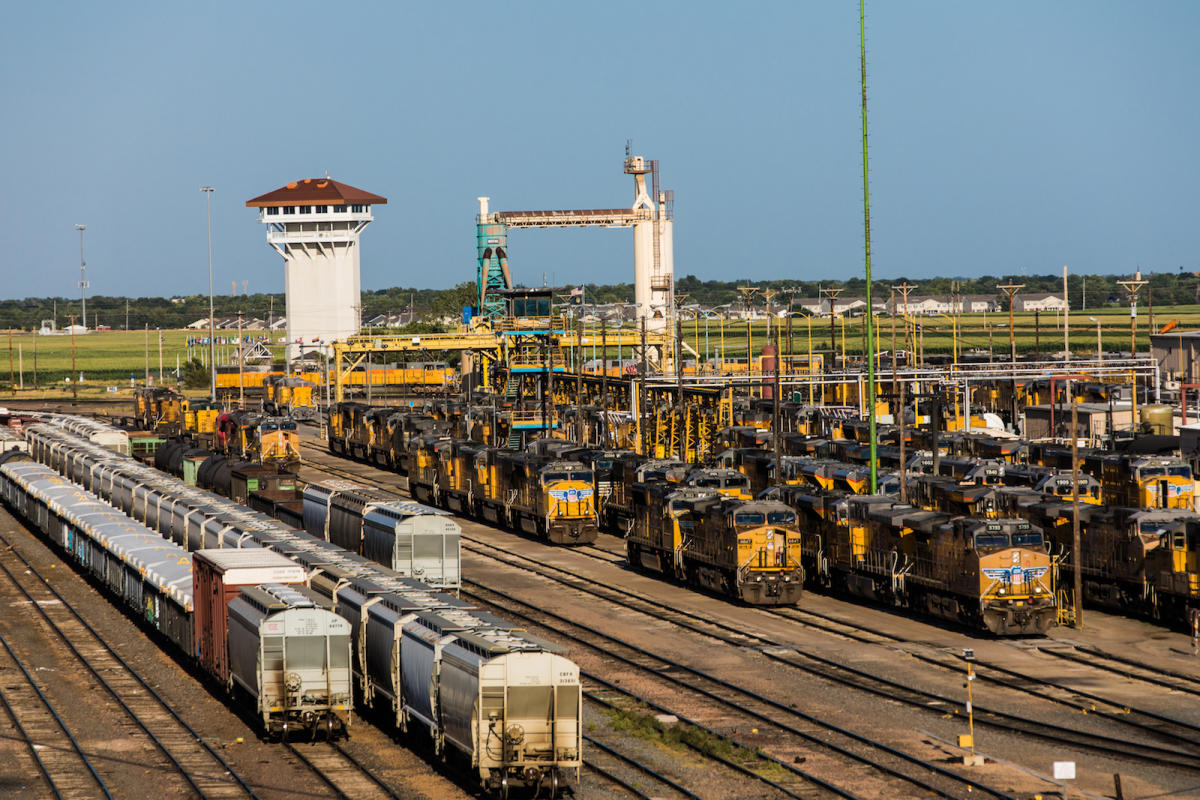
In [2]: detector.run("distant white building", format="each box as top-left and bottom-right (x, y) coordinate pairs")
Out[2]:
(1019, 293), (1067, 312)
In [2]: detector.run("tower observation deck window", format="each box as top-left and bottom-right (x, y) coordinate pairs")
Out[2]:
(299, 206), (312, 213)
(334, 205), (347, 213)
(283, 206), (295, 215)
(266, 207), (279, 215)
(351, 204), (365, 213)
(313, 205), (326, 213)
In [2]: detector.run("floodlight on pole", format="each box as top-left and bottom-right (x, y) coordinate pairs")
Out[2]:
(75, 225), (88, 331)
(201, 187), (216, 401)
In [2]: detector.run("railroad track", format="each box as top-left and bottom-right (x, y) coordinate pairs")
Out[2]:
(459, 579), (1014, 800)
(461, 536), (1200, 773)
(299, 443), (1200, 785)
(0, 530), (262, 800)
(582, 731), (709, 800)
(0, 630), (113, 800)
(282, 740), (406, 800)
(566, 544), (1200, 762)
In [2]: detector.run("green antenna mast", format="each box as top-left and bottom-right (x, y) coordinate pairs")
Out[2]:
(860, 0), (879, 493)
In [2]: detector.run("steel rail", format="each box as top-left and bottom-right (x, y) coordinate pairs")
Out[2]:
(582, 733), (706, 800)
(0, 631), (114, 800)
(0, 530), (262, 800)
(461, 580), (1015, 800)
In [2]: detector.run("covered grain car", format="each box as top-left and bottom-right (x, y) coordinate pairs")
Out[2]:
(401, 608), (581, 796)
(227, 583), (353, 737)
(362, 500), (461, 588)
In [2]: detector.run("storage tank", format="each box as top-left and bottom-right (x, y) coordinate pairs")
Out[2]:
(1141, 404), (1174, 436)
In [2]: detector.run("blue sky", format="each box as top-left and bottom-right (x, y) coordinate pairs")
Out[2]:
(1, 1), (1196, 300)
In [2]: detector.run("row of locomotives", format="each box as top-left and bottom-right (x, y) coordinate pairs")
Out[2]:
(1032, 502), (1200, 625)
(264, 374), (319, 421)
(481, 451), (599, 545)
(807, 495), (1056, 635)
(133, 386), (187, 434)
(406, 436), (599, 546)
(627, 483), (804, 605)
(327, 401), (446, 472)
(215, 411), (301, 468)
(1083, 453), (1195, 510)
(601, 455), (691, 535)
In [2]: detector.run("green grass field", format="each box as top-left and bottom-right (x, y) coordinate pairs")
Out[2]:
(1, 305), (1190, 398)
(0, 329), (283, 398)
(666, 305), (1200, 360)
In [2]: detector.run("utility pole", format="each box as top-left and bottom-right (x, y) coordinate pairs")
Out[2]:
(1071, 381), (1083, 629)
(75, 224), (88, 332)
(737, 285), (759, 368)
(639, 315), (648, 455)
(893, 282), (917, 366)
(1063, 265), (1070, 359)
(158, 328), (163, 384)
(144, 323), (150, 385)
(1117, 271), (1148, 422)
(237, 310), (245, 409)
(820, 286), (844, 372)
(69, 315), (77, 402)
(998, 282), (1025, 431)
(8, 329), (14, 395)
(125, 298), (129, 331)
(859, 0), (879, 492)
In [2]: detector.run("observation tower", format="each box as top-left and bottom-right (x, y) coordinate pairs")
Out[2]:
(247, 178), (387, 361)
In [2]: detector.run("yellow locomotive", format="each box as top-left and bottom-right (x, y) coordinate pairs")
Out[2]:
(1028, 503), (1200, 625)
(628, 483), (804, 605)
(215, 411), (301, 467)
(406, 437), (598, 545)
(264, 375), (318, 420)
(1083, 453), (1194, 510)
(792, 494), (1055, 635)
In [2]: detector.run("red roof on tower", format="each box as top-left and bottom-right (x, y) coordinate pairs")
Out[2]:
(245, 178), (388, 208)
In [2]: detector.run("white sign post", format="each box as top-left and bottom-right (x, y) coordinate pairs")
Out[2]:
(1053, 761), (1076, 798)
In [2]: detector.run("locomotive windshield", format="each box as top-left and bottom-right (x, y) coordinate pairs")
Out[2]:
(974, 531), (1010, 548)
(767, 511), (796, 525)
(734, 512), (767, 525)
(1169, 466), (1192, 477)
(1011, 531), (1044, 547)
(281, 421), (297, 430)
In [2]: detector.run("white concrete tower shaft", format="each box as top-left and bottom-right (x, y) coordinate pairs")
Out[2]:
(247, 178), (387, 363)
(625, 155), (674, 332)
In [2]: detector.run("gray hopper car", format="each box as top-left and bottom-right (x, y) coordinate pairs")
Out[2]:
(227, 583), (353, 737)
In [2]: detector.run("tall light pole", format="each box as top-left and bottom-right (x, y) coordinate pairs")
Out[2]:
(75, 225), (88, 331)
(201, 186), (216, 401)
(1089, 317), (1101, 364)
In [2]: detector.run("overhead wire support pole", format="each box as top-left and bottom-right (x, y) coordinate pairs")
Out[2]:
(1117, 271), (1148, 422)
(860, 0), (878, 493)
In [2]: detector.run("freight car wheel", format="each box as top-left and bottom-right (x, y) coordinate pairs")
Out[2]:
(547, 767), (560, 798)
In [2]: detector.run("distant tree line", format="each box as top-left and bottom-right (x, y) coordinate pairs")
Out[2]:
(1, 270), (1197, 330)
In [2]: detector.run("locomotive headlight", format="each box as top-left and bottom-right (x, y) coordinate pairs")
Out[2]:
(998, 588), (1006, 596)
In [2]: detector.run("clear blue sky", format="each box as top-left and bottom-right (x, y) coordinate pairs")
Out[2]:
(2, 1), (1196, 301)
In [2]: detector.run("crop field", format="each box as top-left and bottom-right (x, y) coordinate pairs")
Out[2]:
(1, 305), (1193, 396)
(663, 305), (1200, 359)
(0, 329), (282, 396)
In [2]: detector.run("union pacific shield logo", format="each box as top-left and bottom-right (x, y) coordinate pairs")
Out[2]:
(550, 487), (593, 503)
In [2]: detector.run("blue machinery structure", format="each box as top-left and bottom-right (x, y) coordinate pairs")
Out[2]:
(475, 197), (512, 321)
